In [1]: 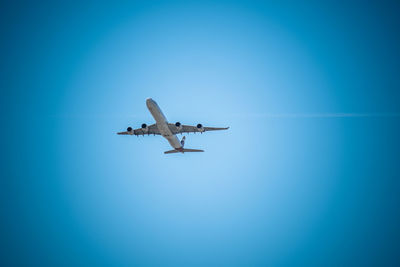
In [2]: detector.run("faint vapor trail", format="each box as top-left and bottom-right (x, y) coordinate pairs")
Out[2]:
(231, 113), (400, 118)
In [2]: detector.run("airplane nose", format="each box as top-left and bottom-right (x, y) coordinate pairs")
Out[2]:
(146, 98), (155, 108)
(146, 98), (154, 105)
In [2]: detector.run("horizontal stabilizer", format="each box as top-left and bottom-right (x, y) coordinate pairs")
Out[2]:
(182, 148), (204, 153)
(164, 148), (204, 154)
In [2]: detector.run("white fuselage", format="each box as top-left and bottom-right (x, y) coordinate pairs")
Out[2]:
(146, 98), (181, 149)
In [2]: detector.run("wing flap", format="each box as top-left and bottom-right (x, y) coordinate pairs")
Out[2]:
(117, 124), (161, 136)
(168, 124), (229, 134)
(117, 131), (134, 135)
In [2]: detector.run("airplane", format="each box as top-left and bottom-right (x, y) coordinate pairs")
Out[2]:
(117, 98), (229, 154)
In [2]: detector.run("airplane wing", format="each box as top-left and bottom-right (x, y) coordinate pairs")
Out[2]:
(168, 124), (229, 134)
(117, 124), (161, 136)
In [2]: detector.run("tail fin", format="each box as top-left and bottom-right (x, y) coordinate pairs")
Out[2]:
(164, 148), (204, 154)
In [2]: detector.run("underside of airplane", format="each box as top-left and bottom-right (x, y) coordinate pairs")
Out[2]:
(117, 98), (229, 154)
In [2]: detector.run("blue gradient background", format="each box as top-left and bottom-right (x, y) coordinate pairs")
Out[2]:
(2, 1), (400, 266)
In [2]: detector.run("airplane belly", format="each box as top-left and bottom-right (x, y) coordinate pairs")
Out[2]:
(157, 122), (180, 148)
(146, 98), (181, 149)
(166, 135), (181, 149)
(148, 107), (166, 123)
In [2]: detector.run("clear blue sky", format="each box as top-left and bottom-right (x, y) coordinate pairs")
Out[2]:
(2, 1), (400, 266)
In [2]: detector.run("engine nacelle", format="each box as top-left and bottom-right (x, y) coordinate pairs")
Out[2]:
(175, 122), (183, 131)
(197, 123), (204, 132)
(141, 123), (149, 132)
(125, 127), (133, 135)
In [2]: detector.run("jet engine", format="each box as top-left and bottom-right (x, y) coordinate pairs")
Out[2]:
(127, 127), (133, 132)
(175, 122), (183, 131)
(197, 123), (205, 132)
(141, 123), (149, 132)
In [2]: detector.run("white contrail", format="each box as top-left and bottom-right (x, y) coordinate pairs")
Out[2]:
(230, 113), (400, 118)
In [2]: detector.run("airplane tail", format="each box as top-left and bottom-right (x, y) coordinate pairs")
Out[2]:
(164, 148), (204, 154)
